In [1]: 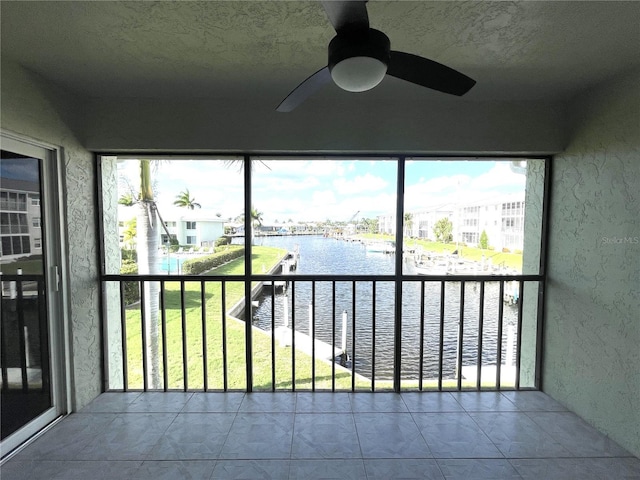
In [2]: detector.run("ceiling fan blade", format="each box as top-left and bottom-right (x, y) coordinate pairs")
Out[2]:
(321, 0), (369, 34)
(387, 51), (476, 96)
(276, 66), (332, 112)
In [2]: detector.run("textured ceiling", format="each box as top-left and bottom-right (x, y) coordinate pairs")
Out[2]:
(1, 1), (639, 104)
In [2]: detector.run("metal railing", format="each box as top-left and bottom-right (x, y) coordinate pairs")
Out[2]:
(0, 275), (50, 394)
(101, 273), (543, 393)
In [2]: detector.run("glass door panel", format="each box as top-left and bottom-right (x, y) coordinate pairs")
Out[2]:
(0, 136), (61, 455)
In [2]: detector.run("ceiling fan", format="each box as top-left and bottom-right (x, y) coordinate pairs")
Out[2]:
(276, 1), (476, 112)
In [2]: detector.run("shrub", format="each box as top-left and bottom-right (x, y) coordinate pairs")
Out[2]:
(479, 230), (489, 250)
(182, 246), (244, 275)
(120, 260), (139, 305)
(502, 247), (511, 253)
(215, 236), (231, 247)
(121, 249), (137, 262)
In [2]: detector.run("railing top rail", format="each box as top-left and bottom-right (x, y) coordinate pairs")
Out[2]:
(0, 274), (45, 281)
(101, 273), (542, 282)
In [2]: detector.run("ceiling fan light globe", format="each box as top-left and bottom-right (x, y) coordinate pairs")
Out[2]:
(331, 56), (387, 92)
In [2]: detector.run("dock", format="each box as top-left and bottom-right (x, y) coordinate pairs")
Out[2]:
(460, 365), (517, 383)
(274, 326), (342, 360)
(263, 280), (288, 292)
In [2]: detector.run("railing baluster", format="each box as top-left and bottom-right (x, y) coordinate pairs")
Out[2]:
(0, 286), (9, 392)
(331, 280), (336, 392)
(515, 280), (525, 390)
(291, 281), (296, 391)
(140, 280), (148, 391)
(535, 279), (545, 389)
(351, 281), (356, 392)
(476, 281), (485, 391)
(221, 281), (228, 391)
(496, 281), (505, 389)
(371, 281), (376, 392)
(244, 278), (253, 393)
(419, 281), (425, 391)
(160, 281), (168, 391)
(16, 282), (28, 392)
(119, 281), (128, 391)
(457, 281), (465, 391)
(201, 280), (208, 392)
(311, 281), (316, 392)
(37, 278), (50, 393)
(271, 279), (276, 392)
(438, 280), (445, 391)
(180, 280), (188, 392)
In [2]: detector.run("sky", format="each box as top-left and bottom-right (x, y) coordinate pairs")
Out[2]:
(116, 157), (530, 223)
(0, 156), (40, 183)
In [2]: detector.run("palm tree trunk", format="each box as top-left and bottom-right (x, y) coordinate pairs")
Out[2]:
(137, 199), (161, 389)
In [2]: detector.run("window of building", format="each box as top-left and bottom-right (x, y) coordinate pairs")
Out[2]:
(161, 234), (178, 244)
(0, 212), (9, 234)
(186, 235), (196, 244)
(0, 236), (10, 255)
(186, 221), (196, 229)
(33, 217), (41, 228)
(17, 193), (27, 211)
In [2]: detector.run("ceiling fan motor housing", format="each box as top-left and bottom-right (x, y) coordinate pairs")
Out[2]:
(328, 29), (391, 92)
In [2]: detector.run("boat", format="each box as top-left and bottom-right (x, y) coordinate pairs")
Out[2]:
(365, 241), (395, 254)
(414, 259), (450, 275)
(503, 280), (520, 305)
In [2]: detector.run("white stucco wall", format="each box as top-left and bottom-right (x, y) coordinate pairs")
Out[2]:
(1, 60), (101, 410)
(544, 69), (640, 457)
(198, 221), (224, 246)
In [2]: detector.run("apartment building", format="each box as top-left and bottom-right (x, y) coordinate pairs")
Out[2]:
(0, 178), (42, 260)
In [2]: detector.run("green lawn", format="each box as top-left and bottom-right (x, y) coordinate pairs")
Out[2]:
(124, 246), (362, 391)
(0, 256), (44, 275)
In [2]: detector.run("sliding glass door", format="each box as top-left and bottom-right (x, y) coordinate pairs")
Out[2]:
(0, 135), (65, 456)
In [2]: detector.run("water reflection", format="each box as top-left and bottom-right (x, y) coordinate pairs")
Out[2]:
(253, 235), (518, 381)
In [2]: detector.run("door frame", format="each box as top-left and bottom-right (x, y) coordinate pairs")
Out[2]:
(0, 131), (70, 458)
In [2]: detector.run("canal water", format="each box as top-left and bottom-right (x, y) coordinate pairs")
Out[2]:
(252, 235), (519, 382)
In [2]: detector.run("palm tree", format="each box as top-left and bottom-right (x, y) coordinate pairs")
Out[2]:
(404, 212), (414, 238)
(119, 160), (167, 389)
(134, 160), (161, 388)
(245, 206), (263, 245)
(251, 206), (263, 228)
(173, 189), (201, 210)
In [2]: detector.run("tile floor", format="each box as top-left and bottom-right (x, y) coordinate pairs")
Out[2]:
(1, 391), (638, 479)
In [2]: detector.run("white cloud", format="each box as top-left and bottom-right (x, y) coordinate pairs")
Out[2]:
(311, 190), (337, 207)
(333, 173), (388, 195)
(470, 162), (526, 190)
(115, 158), (527, 224)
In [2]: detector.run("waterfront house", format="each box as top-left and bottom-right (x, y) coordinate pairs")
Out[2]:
(118, 207), (225, 249)
(1, 1), (638, 476)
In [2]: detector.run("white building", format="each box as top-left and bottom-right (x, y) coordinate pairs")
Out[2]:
(378, 193), (526, 251)
(377, 214), (396, 235)
(0, 178), (42, 260)
(159, 208), (225, 247)
(458, 193), (525, 251)
(119, 207), (225, 248)
(412, 204), (456, 240)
